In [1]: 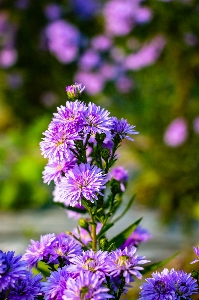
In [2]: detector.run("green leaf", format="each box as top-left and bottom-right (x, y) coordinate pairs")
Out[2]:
(141, 252), (180, 275)
(97, 223), (114, 239)
(113, 194), (136, 223)
(108, 217), (142, 248)
(36, 261), (51, 277)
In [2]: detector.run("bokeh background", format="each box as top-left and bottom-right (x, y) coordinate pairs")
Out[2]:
(1, 0), (199, 297)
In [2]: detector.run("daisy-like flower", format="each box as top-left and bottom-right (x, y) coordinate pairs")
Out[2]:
(67, 249), (110, 278)
(52, 100), (86, 132)
(120, 226), (152, 249)
(139, 268), (198, 300)
(111, 117), (138, 141)
(0, 251), (27, 292)
(23, 234), (56, 268)
(42, 266), (71, 300)
(190, 246), (199, 264)
(83, 102), (112, 135)
(8, 272), (42, 300)
(65, 83), (85, 100)
(42, 155), (76, 185)
(40, 122), (80, 162)
(58, 163), (107, 206)
(107, 247), (149, 283)
(63, 271), (114, 300)
(47, 235), (82, 264)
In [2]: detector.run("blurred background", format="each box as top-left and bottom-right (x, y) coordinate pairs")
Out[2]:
(1, 0), (199, 296)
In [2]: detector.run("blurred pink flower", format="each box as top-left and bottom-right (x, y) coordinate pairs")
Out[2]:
(193, 116), (199, 134)
(164, 117), (188, 147)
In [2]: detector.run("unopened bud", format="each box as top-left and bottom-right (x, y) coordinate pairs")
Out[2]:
(78, 218), (89, 230)
(66, 83), (85, 100)
(99, 237), (109, 251)
(101, 148), (110, 160)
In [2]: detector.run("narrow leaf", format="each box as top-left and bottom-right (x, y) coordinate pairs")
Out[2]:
(141, 252), (180, 275)
(113, 194), (136, 223)
(108, 217), (142, 248)
(97, 223), (114, 239)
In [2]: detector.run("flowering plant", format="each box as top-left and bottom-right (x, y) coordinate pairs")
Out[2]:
(1, 83), (199, 299)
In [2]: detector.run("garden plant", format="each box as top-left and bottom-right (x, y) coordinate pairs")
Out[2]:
(1, 83), (199, 299)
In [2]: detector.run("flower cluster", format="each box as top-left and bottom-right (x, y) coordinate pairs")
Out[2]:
(1, 83), (199, 299)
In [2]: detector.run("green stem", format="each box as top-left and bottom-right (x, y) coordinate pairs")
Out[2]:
(91, 222), (97, 251)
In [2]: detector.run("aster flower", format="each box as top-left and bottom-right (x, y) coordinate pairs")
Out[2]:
(83, 102), (112, 135)
(190, 246), (199, 264)
(42, 266), (70, 300)
(58, 163), (107, 206)
(23, 234), (56, 268)
(0, 251), (27, 292)
(40, 122), (80, 162)
(139, 268), (198, 300)
(67, 249), (110, 277)
(139, 268), (175, 300)
(42, 155), (76, 185)
(8, 272), (42, 300)
(111, 117), (138, 141)
(107, 247), (149, 283)
(47, 235), (82, 264)
(120, 226), (152, 250)
(63, 271), (114, 300)
(52, 100), (87, 132)
(66, 83), (85, 100)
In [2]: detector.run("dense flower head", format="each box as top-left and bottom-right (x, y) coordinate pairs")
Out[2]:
(111, 117), (138, 141)
(7, 272), (42, 300)
(120, 226), (152, 249)
(139, 268), (198, 299)
(107, 246), (150, 283)
(190, 246), (199, 264)
(0, 251), (27, 292)
(47, 234), (82, 264)
(67, 249), (110, 277)
(40, 122), (80, 162)
(42, 266), (71, 300)
(83, 102), (112, 135)
(57, 163), (107, 206)
(23, 233), (56, 268)
(63, 271), (114, 300)
(42, 155), (76, 185)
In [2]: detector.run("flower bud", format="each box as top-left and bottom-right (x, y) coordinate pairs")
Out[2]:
(78, 218), (89, 230)
(101, 148), (110, 160)
(99, 237), (109, 251)
(66, 83), (85, 100)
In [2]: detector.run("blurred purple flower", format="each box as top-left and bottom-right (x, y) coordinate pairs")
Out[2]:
(75, 71), (105, 95)
(0, 49), (17, 68)
(45, 20), (80, 63)
(70, 0), (100, 19)
(79, 49), (100, 71)
(120, 226), (152, 249)
(164, 117), (188, 147)
(44, 4), (62, 21)
(193, 116), (199, 134)
(91, 35), (112, 51)
(72, 222), (102, 245)
(125, 36), (166, 70)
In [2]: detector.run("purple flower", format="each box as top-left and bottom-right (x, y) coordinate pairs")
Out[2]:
(58, 163), (107, 206)
(107, 247), (149, 283)
(23, 234), (56, 268)
(75, 71), (105, 95)
(42, 156), (76, 185)
(8, 272), (42, 300)
(42, 266), (70, 300)
(120, 226), (152, 249)
(110, 166), (129, 191)
(44, 4), (62, 21)
(47, 235), (82, 264)
(0, 251), (27, 292)
(83, 102), (112, 135)
(139, 268), (198, 299)
(164, 117), (188, 147)
(111, 117), (138, 141)
(67, 250), (110, 278)
(190, 246), (199, 264)
(40, 122), (80, 161)
(63, 271), (114, 300)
